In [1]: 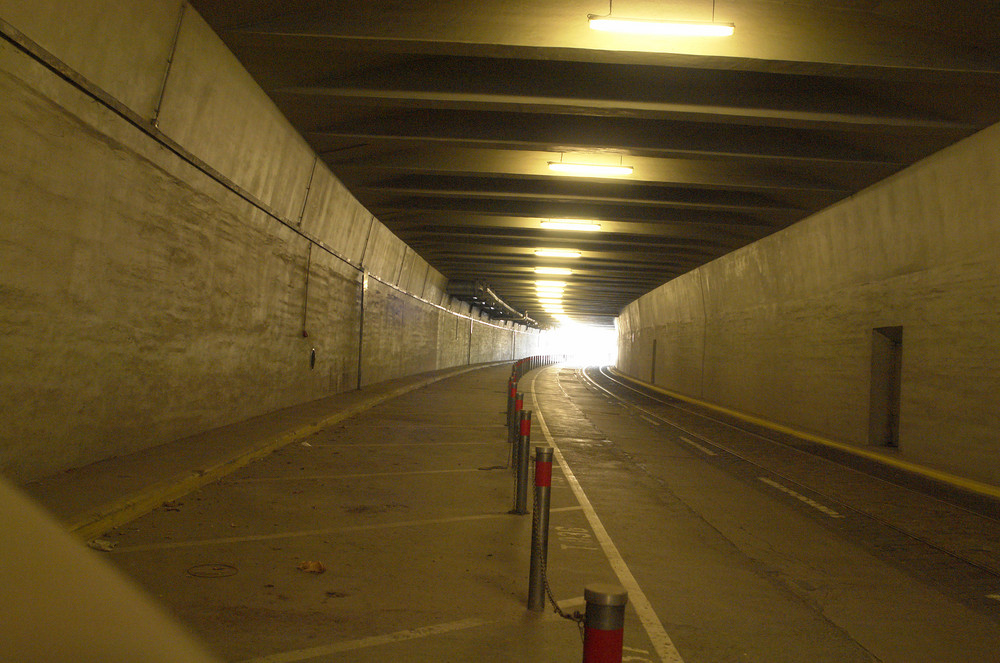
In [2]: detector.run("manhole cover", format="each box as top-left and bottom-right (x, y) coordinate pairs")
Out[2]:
(186, 563), (237, 578)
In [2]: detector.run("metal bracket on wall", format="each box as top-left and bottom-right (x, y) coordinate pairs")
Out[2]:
(151, 1), (187, 128)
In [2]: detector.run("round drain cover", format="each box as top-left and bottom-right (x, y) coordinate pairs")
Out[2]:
(186, 563), (237, 578)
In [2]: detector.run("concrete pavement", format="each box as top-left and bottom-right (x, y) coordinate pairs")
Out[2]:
(18, 360), (1000, 662)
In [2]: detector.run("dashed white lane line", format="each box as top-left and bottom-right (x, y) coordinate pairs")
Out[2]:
(239, 618), (491, 662)
(579, 370), (718, 458)
(528, 373), (685, 663)
(677, 436), (718, 456)
(758, 477), (844, 518)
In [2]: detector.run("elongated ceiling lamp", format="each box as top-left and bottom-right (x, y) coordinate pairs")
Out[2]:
(534, 249), (582, 258)
(589, 0), (734, 37)
(548, 161), (633, 177)
(541, 220), (602, 232)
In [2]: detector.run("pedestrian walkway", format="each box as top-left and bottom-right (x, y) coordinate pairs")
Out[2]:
(23, 363), (504, 541)
(22, 362), (661, 662)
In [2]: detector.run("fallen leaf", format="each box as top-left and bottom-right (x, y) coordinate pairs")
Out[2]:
(297, 560), (325, 574)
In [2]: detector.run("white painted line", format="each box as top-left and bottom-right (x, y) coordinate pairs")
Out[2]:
(556, 595), (586, 610)
(120, 511), (519, 552)
(640, 415), (661, 427)
(758, 477), (844, 518)
(231, 468), (481, 482)
(310, 442), (491, 447)
(114, 505), (586, 553)
(365, 423), (505, 429)
(239, 617), (490, 662)
(678, 436), (717, 456)
(528, 372), (685, 663)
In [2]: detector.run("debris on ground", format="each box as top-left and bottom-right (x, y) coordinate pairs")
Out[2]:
(87, 538), (117, 552)
(297, 560), (326, 574)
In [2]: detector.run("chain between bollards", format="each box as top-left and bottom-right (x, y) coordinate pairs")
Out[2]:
(527, 447), (586, 633)
(514, 410), (532, 514)
(527, 445), (552, 610)
(508, 391), (523, 453)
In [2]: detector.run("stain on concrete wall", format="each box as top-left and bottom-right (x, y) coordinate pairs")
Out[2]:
(0, 5), (538, 481)
(617, 123), (1000, 485)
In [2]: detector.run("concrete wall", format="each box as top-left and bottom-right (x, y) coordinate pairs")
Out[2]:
(0, 2), (539, 482)
(617, 122), (1000, 485)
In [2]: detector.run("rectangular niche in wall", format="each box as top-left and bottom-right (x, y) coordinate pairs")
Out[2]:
(650, 338), (657, 384)
(868, 326), (903, 448)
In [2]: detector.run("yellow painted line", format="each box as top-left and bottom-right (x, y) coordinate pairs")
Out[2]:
(607, 367), (1000, 501)
(68, 365), (494, 542)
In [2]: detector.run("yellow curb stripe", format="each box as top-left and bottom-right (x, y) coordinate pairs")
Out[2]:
(69, 365), (491, 541)
(607, 367), (1000, 502)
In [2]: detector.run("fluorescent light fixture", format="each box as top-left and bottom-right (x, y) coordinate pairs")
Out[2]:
(541, 220), (602, 232)
(535, 280), (567, 288)
(548, 162), (633, 177)
(535, 267), (573, 275)
(534, 249), (581, 258)
(589, 16), (734, 37)
(538, 297), (563, 304)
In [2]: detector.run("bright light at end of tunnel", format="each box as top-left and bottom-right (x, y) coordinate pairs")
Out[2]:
(541, 321), (618, 367)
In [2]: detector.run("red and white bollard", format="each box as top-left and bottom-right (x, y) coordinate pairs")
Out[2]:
(582, 584), (629, 663)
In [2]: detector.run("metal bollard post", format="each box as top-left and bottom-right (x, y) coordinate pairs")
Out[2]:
(527, 446), (553, 610)
(514, 410), (532, 514)
(582, 584), (629, 663)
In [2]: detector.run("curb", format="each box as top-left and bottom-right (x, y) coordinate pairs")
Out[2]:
(607, 367), (1000, 502)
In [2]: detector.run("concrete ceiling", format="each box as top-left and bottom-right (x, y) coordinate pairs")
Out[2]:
(190, 0), (1000, 327)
